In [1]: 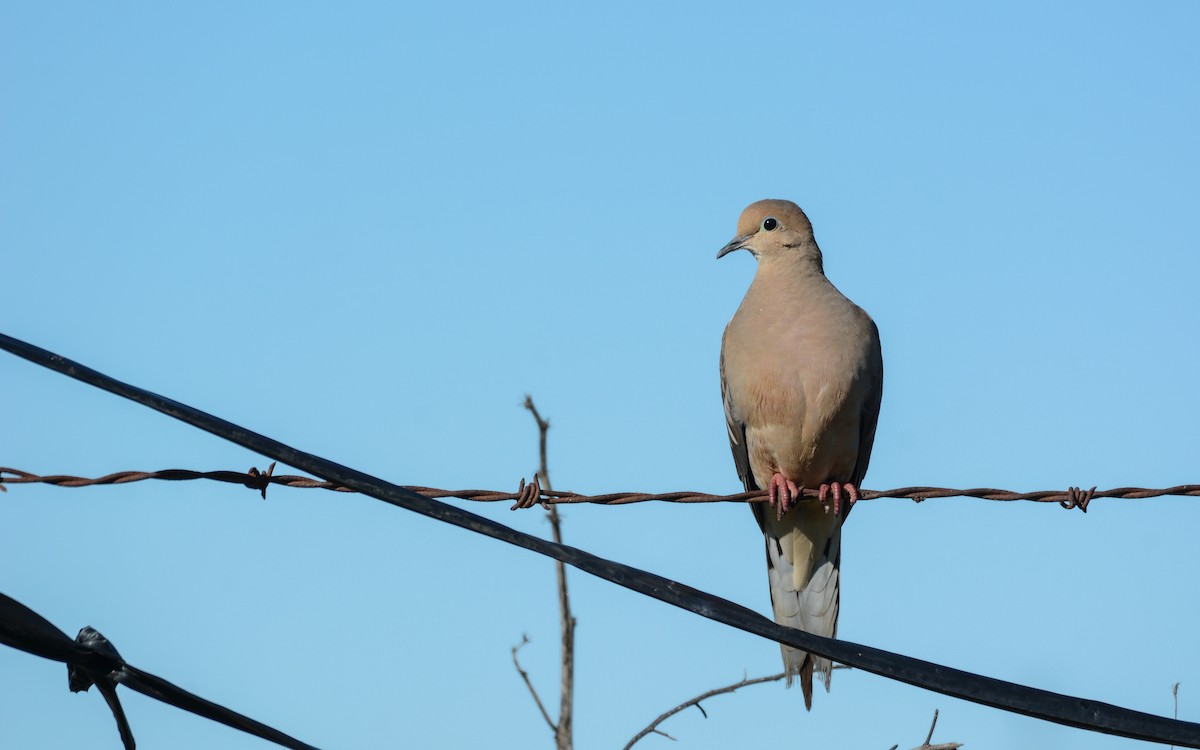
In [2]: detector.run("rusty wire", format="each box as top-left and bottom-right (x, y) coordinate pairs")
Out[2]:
(3, 465), (1198, 513)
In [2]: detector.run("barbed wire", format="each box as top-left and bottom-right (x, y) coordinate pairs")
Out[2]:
(4, 330), (1200, 748)
(3, 465), (1198, 513)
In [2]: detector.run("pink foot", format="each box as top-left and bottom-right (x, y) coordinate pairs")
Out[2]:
(768, 473), (801, 520)
(818, 482), (860, 516)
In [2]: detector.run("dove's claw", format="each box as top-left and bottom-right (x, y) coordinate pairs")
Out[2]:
(767, 473), (800, 520)
(818, 482), (859, 515)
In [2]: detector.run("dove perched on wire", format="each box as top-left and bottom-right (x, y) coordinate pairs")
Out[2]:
(718, 199), (883, 709)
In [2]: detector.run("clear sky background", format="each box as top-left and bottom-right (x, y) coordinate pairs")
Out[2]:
(2, 3), (1199, 749)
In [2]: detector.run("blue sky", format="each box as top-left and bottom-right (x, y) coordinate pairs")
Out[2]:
(2, 2), (1199, 748)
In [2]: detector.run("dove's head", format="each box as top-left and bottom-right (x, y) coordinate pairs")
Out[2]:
(716, 199), (822, 271)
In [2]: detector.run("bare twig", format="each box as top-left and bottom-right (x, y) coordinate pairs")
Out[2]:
(626, 664), (854, 749)
(1175, 683), (1183, 750)
(902, 709), (962, 750)
(624, 672), (786, 749)
(5, 467), (1196, 513)
(512, 635), (556, 734)
(925, 708), (941, 745)
(522, 396), (574, 750)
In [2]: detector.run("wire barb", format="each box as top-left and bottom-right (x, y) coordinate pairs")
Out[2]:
(1061, 486), (1097, 512)
(245, 462), (277, 499)
(511, 474), (545, 510)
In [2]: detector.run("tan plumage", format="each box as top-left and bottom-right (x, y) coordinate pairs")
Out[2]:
(718, 199), (883, 709)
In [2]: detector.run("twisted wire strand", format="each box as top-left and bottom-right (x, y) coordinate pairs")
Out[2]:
(4, 466), (1197, 512)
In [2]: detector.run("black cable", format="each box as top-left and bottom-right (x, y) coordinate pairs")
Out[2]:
(0, 593), (321, 750)
(3, 331), (1197, 747)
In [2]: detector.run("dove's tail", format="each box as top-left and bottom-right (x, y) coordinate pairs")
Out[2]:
(756, 502), (842, 710)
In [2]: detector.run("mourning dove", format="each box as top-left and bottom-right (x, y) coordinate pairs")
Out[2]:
(718, 199), (883, 709)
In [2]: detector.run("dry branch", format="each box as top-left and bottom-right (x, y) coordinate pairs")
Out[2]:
(623, 666), (857, 749)
(521, 396), (575, 750)
(623, 672), (786, 749)
(904, 709), (962, 750)
(511, 635), (556, 733)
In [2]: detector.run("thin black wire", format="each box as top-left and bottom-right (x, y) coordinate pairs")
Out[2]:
(0, 593), (322, 750)
(3, 331), (1198, 748)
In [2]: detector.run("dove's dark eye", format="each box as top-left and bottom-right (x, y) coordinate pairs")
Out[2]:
(761, 217), (778, 231)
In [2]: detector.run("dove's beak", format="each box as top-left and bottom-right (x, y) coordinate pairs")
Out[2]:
(716, 234), (750, 259)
